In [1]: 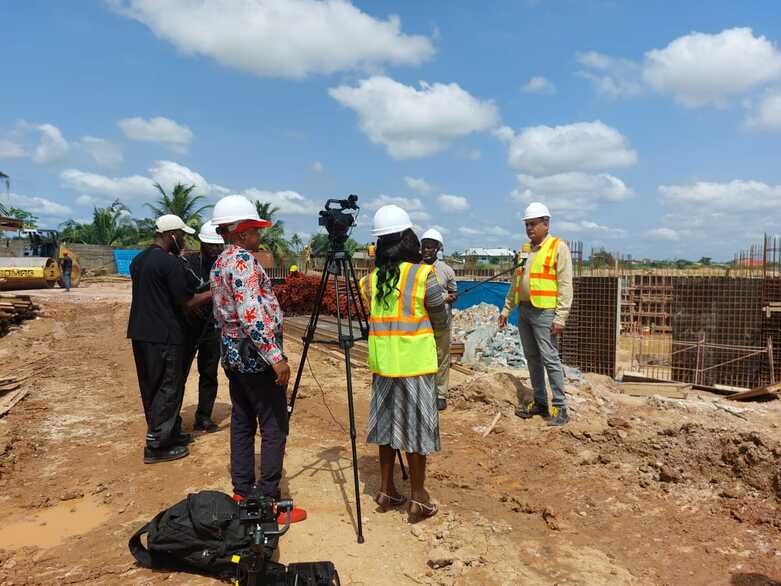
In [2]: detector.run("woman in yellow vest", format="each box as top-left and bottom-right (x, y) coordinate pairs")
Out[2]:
(360, 205), (449, 520)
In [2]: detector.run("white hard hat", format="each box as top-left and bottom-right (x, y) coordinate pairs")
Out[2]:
(212, 195), (272, 228)
(522, 202), (551, 220)
(372, 204), (413, 237)
(155, 214), (195, 234)
(198, 220), (224, 244)
(421, 228), (444, 246)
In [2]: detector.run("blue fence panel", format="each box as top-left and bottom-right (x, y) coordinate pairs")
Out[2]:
(113, 249), (143, 276)
(453, 281), (519, 323)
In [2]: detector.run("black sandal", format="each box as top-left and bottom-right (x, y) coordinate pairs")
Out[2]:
(374, 492), (407, 511)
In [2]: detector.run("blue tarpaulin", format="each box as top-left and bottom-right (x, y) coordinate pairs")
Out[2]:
(453, 280), (519, 322)
(113, 249), (143, 276)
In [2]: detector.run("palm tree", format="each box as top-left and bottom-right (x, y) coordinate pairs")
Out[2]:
(146, 182), (212, 230)
(0, 171), (10, 216)
(61, 199), (136, 245)
(254, 200), (291, 262)
(290, 233), (303, 255)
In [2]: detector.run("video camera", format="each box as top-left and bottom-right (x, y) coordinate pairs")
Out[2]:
(318, 195), (359, 249)
(233, 486), (339, 586)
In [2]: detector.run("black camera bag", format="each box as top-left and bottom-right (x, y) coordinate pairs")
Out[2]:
(128, 490), (251, 578)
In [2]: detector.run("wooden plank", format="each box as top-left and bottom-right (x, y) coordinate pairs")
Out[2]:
(0, 388), (29, 417)
(726, 382), (781, 402)
(618, 382), (690, 399)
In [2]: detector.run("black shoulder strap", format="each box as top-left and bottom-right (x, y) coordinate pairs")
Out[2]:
(128, 520), (155, 568)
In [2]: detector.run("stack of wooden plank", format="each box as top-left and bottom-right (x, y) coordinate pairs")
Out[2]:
(0, 294), (39, 337)
(0, 376), (28, 417)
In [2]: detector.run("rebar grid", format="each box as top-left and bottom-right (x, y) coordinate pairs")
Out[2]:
(560, 276), (618, 377)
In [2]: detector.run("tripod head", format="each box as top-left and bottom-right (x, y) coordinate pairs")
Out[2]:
(318, 195), (359, 251)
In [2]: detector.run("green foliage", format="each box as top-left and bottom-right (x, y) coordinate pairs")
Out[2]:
(588, 248), (616, 269)
(698, 256), (712, 266)
(60, 200), (137, 245)
(254, 200), (292, 262)
(309, 233), (359, 257)
(6, 207), (38, 229)
(146, 183), (212, 230)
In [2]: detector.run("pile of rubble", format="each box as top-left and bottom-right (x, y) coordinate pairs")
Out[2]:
(452, 303), (527, 369)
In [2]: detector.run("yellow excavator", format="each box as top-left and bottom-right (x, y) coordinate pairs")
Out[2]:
(0, 217), (81, 291)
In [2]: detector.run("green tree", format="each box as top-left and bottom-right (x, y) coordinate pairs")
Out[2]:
(6, 207), (38, 229)
(0, 171), (9, 216)
(290, 233), (303, 255)
(146, 182), (212, 230)
(309, 233), (358, 257)
(61, 199), (136, 245)
(254, 200), (291, 262)
(698, 256), (712, 266)
(588, 248), (616, 269)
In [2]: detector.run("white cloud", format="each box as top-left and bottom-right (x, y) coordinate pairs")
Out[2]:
(111, 0), (434, 79)
(61, 168), (156, 199)
(744, 88), (781, 130)
(458, 226), (480, 236)
(646, 227), (680, 241)
(32, 124), (70, 164)
(428, 224), (449, 236)
(80, 136), (124, 168)
(118, 116), (193, 152)
(576, 51), (643, 99)
(329, 75), (499, 159)
(643, 27), (781, 107)
(8, 192), (72, 222)
(437, 193), (470, 212)
(458, 225), (509, 239)
(149, 160), (217, 194)
(506, 121), (637, 176)
(75, 194), (110, 208)
(484, 225), (510, 237)
(462, 148), (481, 161)
(241, 188), (320, 215)
(365, 194), (429, 221)
(404, 176), (433, 194)
(522, 76), (557, 95)
(659, 179), (781, 212)
(310, 161), (324, 173)
(0, 139), (25, 159)
(558, 219), (626, 238)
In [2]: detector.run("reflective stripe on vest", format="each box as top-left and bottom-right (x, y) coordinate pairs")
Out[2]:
(512, 236), (560, 309)
(365, 262), (438, 377)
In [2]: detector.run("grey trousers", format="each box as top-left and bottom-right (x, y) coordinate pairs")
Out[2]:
(517, 303), (567, 407)
(435, 328), (450, 401)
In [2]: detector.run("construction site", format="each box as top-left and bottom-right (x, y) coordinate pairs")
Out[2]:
(0, 220), (779, 585)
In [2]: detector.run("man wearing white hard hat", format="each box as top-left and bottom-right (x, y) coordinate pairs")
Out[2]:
(498, 202), (573, 426)
(421, 228), (457, 411)
(127, 214), (212, 464)
(210, 195), (297, 512)
(359, 205), (449, 520)
(181, 220), (224, 433)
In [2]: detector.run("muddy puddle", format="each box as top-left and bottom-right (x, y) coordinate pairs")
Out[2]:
(0, 496), (111, 549)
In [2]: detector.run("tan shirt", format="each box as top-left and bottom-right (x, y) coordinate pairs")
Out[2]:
(501, 235), (573, 326)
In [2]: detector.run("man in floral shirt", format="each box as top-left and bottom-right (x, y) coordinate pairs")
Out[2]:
(210, 195), (291, 500)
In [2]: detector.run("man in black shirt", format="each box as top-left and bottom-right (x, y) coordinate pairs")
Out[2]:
(181, 220), (224, 433)
(60, 252), (73, 292)
(127, 214), (211, 464)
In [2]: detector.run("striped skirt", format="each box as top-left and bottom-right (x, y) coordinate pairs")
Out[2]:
(366, 374), (441, 455)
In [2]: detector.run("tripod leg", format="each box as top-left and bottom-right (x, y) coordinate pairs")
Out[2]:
(288, 256), (331, 417)
(334, 260), (365, 544)
(397, 450), (408, 481)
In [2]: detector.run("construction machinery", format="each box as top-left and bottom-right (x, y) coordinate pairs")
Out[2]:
(0, 217), (81, 291)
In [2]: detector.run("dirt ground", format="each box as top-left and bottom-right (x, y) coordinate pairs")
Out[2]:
(0, 282), (780, 585)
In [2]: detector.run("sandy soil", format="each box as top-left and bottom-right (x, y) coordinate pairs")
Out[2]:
(0, 282), (780, 585)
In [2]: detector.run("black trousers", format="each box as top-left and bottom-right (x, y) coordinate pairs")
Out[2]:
(227, 369), (288, 499)
(131, 341), (185, 449)
(183, 334), (220, 423)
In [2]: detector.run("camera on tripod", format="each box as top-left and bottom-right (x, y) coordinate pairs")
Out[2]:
(233, 485), (340, 586)
(318, 194), (358, 249)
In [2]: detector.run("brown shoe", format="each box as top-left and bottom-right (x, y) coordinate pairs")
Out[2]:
(374, 492), (407, 511)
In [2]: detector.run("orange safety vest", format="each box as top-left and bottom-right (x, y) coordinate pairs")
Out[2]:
(512, 236), (560, 309)
(359, 262), (438, 377)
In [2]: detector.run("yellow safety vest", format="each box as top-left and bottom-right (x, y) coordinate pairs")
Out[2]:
(512, 236), (560, 309)
(360, 262), (438, 377)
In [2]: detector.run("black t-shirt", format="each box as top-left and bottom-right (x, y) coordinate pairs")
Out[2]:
(181, 252), (217, 341)
(61, 256), (72, 272)
(127, 245), (190, 345)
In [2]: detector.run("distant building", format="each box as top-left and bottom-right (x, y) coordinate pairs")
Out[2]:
(464, 247), (515, 265)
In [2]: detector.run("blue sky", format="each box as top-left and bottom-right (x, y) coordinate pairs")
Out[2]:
(2, 0), (781, 260)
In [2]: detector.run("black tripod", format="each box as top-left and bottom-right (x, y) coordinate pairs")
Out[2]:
(287, 240), (406, 543)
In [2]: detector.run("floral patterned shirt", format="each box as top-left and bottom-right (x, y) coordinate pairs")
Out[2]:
(211, 244), (284, 373)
